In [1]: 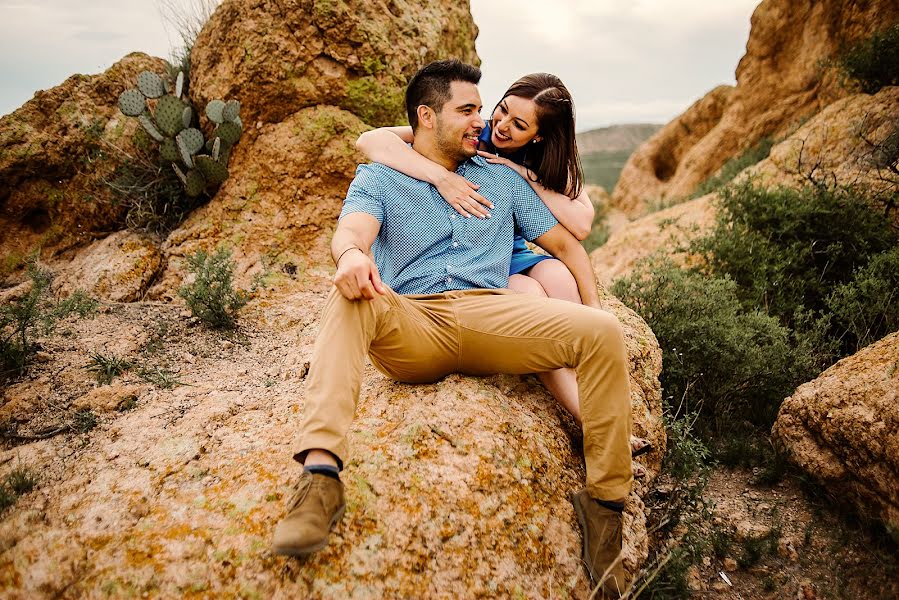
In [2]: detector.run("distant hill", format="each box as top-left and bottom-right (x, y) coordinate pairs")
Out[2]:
(576, 123), (662, 154)
(576, 124), (662, 192)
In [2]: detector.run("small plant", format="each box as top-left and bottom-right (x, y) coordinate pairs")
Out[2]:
(137, 366), (185, 390)
(73, 409), (98, 433)
(86, 351), (133, 385)
(179, 247), (248, 329)
(835, 24), (899, 94)
(1, 257), (97, 380)
(5, 465), (38, 495)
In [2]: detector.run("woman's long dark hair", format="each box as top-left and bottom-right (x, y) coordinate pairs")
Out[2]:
(496, 73), (584, 199)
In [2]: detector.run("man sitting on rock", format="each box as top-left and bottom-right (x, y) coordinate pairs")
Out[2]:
(272, 59), (633, 595)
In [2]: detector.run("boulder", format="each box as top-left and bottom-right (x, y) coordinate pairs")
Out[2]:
(190, 0), (480, 128)
(52, 231), (162, 302)
(772, 331), (899, 531)
(0, 53), (168, 273)
(0, 286), (663, 597)
(591, 195), (715, 287)
(613, 0), (899, 216)
(148, 105), (370, 300)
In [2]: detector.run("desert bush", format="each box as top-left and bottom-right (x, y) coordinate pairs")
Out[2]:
(179, 247), (248, 329)
(1, 259), (97, 379)
(612, 258), (810, 428)
(0, 464), (38, 513)
(695, 181), (898, 334)
(826, 246), (899, 352)
(835, 24), (899, 94)
(691, 137), (774, 198)
(86, 351), (133, 385)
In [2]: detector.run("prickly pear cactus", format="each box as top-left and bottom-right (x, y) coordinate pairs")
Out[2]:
(116, 67), (243, 199)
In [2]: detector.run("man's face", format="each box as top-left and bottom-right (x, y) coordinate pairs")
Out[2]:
(434, 81), (485, 164)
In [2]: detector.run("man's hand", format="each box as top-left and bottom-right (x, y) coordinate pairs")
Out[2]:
(334, 248), (387, 300)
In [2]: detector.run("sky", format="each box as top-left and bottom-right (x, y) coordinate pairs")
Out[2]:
(0, 0), (759, 131)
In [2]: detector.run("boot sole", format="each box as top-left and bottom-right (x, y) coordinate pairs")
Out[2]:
(273, 503), (346, 557)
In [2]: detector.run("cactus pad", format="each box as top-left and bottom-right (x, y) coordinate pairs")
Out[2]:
(160, 138), (180, 162)
(137, 71), (165, 98)
(184, 169), (206, 197)
(205, 99), (225, 124)
(181, 106), (193, 129)
(172, 163), (187, 185)
(175, 71), (184, 99)
(178, 142), (194, 168)
(233, 116), (243, 130)
(212, 137), (222, 161)
(155, 95), (186, 137)
(177, 128), (205, 155)
(195, 155), (229, 185)
(138, 115), (164, 142)
(222, 100), (241, 122)
(118, 89), (146, 117)
(215, 121), (242, 145)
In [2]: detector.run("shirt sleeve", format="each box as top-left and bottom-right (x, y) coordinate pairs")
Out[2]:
(339, 164), (385, 223)
(510, 171), (559, 241)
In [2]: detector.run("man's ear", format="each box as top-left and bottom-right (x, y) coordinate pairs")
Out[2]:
(416, 105), (436, 130)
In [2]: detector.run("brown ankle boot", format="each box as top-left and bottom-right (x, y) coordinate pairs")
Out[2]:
(272, 472), (345, 556)
(570, 489), (626, 598)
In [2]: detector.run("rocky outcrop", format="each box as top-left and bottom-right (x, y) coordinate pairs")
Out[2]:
(52, 231), (162, 302)
(591, 195), (715, 286)
(146, 105), (369, 299)
(613, 0), (899, 216)
(0, 53), (168, 271)
(190, 0), (480, 129)
(0, 285), (663, 598)
(749, 86), (899, 214)
(772, 331), (899, 531)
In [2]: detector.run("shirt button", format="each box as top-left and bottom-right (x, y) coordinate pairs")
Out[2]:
(447, 277), (453, 283)
(451, 215), (457, 220)
(453, 242), (459, 248)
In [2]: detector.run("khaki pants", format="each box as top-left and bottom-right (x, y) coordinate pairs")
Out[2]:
(297, 286), (633, 500)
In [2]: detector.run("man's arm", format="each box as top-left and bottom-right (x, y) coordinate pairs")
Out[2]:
(532, 224), (601, 308)
(331, 212), (387, 301)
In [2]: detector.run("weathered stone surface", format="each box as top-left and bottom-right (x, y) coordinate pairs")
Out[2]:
(190, 0), (480, 128)
(72, 384), (146, 413)
(0, 53), (168, 271)
(772, 331), (899, 530)
(591, 195), (715, 286)
(613, 0), (899, 216)
(148, 105), (369, 300)
(52, 231), (162, 302)
(748, 86), (899, 217)
(0, 286), (663, 598)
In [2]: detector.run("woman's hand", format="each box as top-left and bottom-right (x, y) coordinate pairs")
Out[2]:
(477, 150), (529, 179)
(435, 170), (494, 219)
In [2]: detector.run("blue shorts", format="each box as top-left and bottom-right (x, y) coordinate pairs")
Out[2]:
(509, 234), (551, 275)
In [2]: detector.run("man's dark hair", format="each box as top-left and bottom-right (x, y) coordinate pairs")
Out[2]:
(405, 60), (481, 131)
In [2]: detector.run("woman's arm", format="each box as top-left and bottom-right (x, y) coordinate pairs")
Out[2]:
(356, 128), (493, 218)
(478, 151), (595, 240)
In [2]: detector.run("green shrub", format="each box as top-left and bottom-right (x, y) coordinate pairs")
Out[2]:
(107, 157), (200, 235)
(826, 246), (899, 352)
(694, 182), (898, 334)
(612, 258), (810, 427)
(835, 24), (899, 94)
(1, 259), (97, 379)
(86, 351), (133, 385)
(692, 137), (774, 198)
(179, 247), (248, 329)
(5, 465), (37, 495)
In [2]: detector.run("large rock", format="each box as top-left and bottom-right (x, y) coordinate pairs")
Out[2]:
(772, 331), (899, 531)
(591, 195), (715, 286)
(190, 0), (480, 128)
(0, 53), (168, 273)
(147, 105), (369, 300)
(613, 0), (899, 216)
(0, 285), (663, 597)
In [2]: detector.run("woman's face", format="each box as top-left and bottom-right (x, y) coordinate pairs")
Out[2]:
(490, 95), (542, 151)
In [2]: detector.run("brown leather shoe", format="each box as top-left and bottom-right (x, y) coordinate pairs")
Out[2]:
(570, 489), (626, 598)
(272, 472), (345, 556)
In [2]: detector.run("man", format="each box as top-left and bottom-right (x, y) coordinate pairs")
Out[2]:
(273, 60), (632, 596)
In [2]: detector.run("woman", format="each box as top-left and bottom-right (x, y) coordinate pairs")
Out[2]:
(356, 73), (651, 460)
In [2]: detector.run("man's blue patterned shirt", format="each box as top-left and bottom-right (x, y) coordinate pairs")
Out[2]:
(339, 155), (558, 295)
